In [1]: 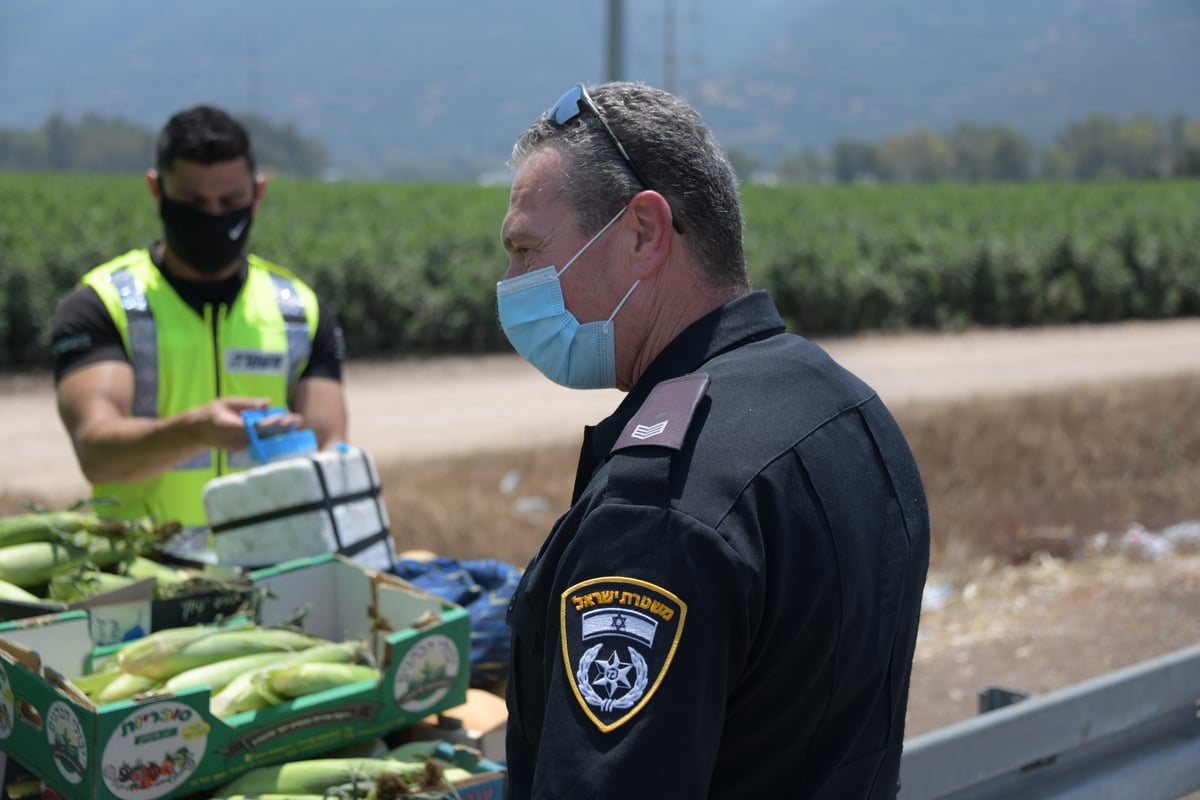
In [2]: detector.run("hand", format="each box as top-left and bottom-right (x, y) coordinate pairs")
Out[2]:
(188, 397), (301, 452)
(251, 414), (300, 440)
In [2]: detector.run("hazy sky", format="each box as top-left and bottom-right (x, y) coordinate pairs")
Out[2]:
(2, 0), (1195, 171)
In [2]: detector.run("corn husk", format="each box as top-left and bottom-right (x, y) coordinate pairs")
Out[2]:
(93, 671), (162, 704)
(217, 758), (431, 797)
(49, 569), (137, 602)
(121, 555), (191, 585)
(0, 510), (109, 547)
(0, 577), (41, 602)
(0, 541), (89, 588)
(118, 624), (319, 681)
(66, 665), (125, 699)
(261, 662), (381, 700)
(210, 639), (370, 717)
(164, 651), (301, 695)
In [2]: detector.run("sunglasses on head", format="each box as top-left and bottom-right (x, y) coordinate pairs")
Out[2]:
(546, 83), (684, 235)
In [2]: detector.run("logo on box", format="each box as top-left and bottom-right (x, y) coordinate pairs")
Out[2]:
(47, 702), (87, 786)
(394, 634), (461, 713)
(101, 701), (205, 800)
(0, 664), (13, 739)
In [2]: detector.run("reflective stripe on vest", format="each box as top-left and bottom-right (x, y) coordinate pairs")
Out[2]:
(108, 265), (314, 473)
(109, 267), (159, 419)
(269, 271), (315, 385)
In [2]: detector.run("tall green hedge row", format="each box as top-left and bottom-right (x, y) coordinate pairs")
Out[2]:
(740, 181), (1200, 334)
(2, 173), (1197, 367)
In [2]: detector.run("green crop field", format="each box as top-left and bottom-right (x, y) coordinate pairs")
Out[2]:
(2, 172), (1197, 367)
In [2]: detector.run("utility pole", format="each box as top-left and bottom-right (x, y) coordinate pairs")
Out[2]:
(247, 31), (260, 113)
(606, 0), (625, 82)
(663, 0), (677, 93)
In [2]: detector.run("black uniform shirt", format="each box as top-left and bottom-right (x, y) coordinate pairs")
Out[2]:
(505, 290), (930, 799)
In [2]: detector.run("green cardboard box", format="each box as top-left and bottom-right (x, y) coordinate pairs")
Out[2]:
(0, 554), (470, 800)
(0, 576), (256, 648)
(393, 741), (506, 800)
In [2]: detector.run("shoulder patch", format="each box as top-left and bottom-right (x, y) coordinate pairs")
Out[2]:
(611, 373), (709, 454)
(560, 577), (687, 733)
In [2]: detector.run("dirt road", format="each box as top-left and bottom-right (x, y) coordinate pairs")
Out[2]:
(4, 317), (1199, 504)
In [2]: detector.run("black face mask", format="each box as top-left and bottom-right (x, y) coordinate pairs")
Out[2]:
(158, 186), (254, 274)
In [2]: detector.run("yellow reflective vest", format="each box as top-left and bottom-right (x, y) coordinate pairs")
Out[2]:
(81, 249), (319, 527)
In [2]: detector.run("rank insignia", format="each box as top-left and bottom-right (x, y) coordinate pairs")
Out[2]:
(560, 577), (687, 732)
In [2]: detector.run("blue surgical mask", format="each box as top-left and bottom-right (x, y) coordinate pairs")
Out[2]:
(497, 206), (638, 389)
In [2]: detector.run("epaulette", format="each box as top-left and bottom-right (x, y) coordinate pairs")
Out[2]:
(611, 373), (710, 455)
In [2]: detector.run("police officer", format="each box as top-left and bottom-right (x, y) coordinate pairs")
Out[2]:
(497, 82), (930, 798)
(51, 105), (347, 530)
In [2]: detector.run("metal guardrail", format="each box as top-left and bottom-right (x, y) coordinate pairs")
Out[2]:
(899, 642), (1200, 799)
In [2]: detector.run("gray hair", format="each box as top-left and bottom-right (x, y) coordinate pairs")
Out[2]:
(510, 81), (748, 294)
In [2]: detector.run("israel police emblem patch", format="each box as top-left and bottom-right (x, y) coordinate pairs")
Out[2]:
(561, 577), (687, 732)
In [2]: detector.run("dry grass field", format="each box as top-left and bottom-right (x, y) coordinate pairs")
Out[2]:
(379, 371), (1200, 573)
(4, 371), (1195, 558)
(376, 370), (1200, 737)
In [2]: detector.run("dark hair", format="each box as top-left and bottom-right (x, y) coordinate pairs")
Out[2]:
(155, 105), (256, 175)
(511, 82), (748, 294)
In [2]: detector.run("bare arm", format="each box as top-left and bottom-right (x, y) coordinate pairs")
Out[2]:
(56, 361), (284, 483)
(292, 376), (348, 448)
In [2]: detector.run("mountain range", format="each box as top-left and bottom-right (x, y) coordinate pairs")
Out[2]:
(1, 0), (1197, 179)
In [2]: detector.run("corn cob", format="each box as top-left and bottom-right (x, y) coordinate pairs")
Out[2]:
(114, 625), (218, 675)
(260, 662), (381, 700)
(120, 555), (191, 585)
(49, 569), (138, 602)
(217, 758), (432, 797)
(94, 671), (162, 704)
(210, 639), (371, 717)
(209, 673), (280, 718)
(4, 777), (42, 800)
(164, 651), (301, 695)
(66, 664), (126, 699)
(0, 577), (41, 602)
(119, 624), (320, 681)
(81, 533), (135, 569)
(0, 510), (112, 547)
(0, 541), (90, 588)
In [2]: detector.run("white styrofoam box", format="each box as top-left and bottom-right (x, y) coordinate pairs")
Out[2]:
(203, 445), (396, 571)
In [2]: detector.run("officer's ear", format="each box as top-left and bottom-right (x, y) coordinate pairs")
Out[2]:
(146, 169), (161, 206)
(626, 189), (673, 280)
(252, 174), (268, 214)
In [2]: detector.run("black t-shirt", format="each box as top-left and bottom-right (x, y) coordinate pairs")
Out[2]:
(50, 245), (344, 384)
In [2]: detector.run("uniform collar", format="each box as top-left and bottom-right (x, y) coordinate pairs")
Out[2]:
(588, 290), (787, 463)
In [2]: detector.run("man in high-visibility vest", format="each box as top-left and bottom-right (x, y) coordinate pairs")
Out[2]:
(50, 105), (347, 532)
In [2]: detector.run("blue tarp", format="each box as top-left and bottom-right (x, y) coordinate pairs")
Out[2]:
(392, 556), (522, 689)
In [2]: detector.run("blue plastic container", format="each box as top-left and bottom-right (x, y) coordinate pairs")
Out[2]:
(240, 407), (318, 465)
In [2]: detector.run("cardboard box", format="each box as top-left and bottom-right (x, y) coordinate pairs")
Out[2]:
(0, 554), (470, 800)
(398, 687), (508, 764)
(0, 576), (256, 648)
(425, 740), (506, 800)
